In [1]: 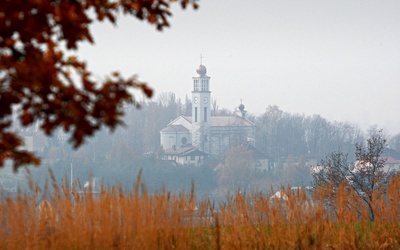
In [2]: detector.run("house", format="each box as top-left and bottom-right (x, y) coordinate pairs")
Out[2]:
(162, 145), (208, 166)
(381, 148), (400, 172)
(352, 148), (400, 173)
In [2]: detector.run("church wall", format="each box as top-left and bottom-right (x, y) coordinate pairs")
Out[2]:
(160, 131), (192, 150)
(191, 123), (211, 154)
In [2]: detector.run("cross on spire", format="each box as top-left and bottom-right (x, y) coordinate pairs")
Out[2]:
(200, 54), (203, 65)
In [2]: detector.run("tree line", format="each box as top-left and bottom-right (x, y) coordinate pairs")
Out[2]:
(15, 92), (400, 169)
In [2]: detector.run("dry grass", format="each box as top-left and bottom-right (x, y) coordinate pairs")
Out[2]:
(0, 172), (399, 249)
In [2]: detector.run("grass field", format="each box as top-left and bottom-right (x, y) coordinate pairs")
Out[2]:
(0, 172), (399, 249)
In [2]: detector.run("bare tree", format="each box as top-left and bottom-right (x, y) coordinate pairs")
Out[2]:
(312, 131), (394, 221)
(211, 98), (218, 116)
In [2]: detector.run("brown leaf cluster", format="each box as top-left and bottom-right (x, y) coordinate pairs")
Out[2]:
(0, 0), (199, 170)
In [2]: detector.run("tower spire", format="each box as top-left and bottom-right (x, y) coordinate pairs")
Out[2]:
(200, 54), (203, 65)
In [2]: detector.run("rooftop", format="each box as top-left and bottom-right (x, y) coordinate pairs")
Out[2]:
(183, 116), (254, 127)
(160, 124), (189, 133)
(164, 145), (208, 157)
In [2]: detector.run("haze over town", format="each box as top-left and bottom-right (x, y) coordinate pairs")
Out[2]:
(77, 0), (400, 135)
(2, 2), (400, 248)
(2, 0), (400, 196)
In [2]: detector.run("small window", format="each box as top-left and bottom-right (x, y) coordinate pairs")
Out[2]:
(181, 137), (187, 145)
(195, 107), (198, 122)
(204, 107), (207, 122)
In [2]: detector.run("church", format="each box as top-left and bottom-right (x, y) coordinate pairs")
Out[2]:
(160, 63), (256, 166)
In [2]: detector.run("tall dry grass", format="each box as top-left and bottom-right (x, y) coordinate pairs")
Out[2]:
(0, 171), (399, 249)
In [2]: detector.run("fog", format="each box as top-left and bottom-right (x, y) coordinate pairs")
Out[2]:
(77, 0), (400, 134)
(2, 1), (400, 198)
(3, 93), (400, 198)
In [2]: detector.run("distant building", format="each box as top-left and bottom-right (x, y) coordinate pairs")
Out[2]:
(160, 63), (256, 164)
(381, 148), (400, 172)
(311, 148), (400, 175)
(162, 145), (208, 167)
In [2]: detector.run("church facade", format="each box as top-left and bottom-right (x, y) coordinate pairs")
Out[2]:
(160, 64), (255, 164)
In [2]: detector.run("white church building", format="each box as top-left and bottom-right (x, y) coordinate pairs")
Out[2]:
(160, 63), (256, 165)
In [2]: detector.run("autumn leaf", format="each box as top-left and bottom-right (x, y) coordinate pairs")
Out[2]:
(0, 0), (200, 170)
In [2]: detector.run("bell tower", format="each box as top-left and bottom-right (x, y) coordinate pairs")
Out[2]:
(192, 56), (211, 153)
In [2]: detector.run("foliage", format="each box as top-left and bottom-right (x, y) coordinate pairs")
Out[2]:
(312, 131), (395, 221)
(217, 145), (255, 193)
(256, 105), (365, 161)
(26, 158), (216, 198)
(389, 133), (400, 152)
(279, 156), (312, 186)
(0, 0), (199, 170)
(0, 175), (399, 248)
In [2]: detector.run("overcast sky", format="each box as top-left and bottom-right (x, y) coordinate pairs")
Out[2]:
(78, 0), (400, 134)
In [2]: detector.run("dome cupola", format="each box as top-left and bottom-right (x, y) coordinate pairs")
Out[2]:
(196, 64), (207, 76)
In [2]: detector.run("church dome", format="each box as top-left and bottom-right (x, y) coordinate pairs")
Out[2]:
(196, 65), (207, 76)
(238, 103), (245, 111)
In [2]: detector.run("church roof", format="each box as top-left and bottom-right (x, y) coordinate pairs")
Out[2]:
(165, 116), (192, 128)
(164, 145), (208, 157)
(385, 156), (400, 164)
(160, 124), (189, 133)
(211, 116), (255, 127)
(183, 116), (254, 127)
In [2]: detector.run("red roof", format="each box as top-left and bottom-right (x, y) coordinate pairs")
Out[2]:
(384, 156), (400, 164)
